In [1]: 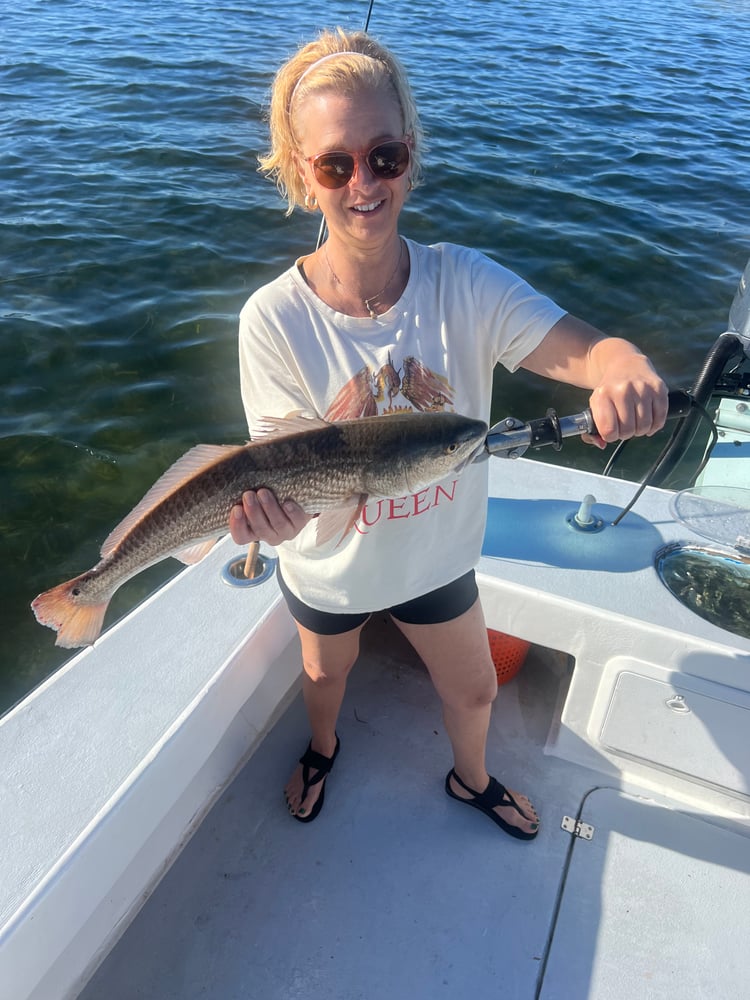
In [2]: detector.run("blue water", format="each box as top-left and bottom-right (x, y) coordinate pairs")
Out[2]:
(2, 0), (748, 713)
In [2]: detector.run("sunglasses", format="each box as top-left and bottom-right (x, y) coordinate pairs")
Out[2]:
(306, 139), (411, 190)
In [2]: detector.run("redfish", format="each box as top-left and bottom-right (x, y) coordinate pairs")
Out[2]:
(31, 411), (487, 648)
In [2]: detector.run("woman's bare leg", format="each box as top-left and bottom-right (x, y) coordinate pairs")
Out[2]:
(284, 619), (368, 818)
(392, 598), (539, 836)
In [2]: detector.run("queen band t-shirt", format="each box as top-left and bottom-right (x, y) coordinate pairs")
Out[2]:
(238, 239), (565, 613)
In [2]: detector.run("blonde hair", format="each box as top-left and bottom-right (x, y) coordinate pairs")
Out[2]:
(259, 28), (424, 215)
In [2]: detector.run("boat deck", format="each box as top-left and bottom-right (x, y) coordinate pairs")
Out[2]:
(7, 458), (748, 999)
(79, 615), (750, 1000)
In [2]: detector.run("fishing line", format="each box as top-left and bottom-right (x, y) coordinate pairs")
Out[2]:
(363, 0), (375, 31)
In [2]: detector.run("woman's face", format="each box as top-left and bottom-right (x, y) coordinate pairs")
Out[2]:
(296, 85), (409, 250)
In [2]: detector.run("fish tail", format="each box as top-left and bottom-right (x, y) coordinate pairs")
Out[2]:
(31, 576), (109, 648)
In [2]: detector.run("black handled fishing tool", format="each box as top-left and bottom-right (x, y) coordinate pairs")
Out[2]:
(477, 390), (700, 525)
(478, 389), (694, 460)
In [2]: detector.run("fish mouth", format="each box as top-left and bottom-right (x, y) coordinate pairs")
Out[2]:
(456, 439), (488, 473)
(449, 425), (490, 474)
(469, 440), (490, 465)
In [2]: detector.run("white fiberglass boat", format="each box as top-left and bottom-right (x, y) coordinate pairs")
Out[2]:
(1, 263), (749, 1000)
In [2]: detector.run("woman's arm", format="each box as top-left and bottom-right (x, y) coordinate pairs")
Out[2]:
(520, 314), (669, 446)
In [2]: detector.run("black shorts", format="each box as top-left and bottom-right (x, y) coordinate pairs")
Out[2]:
(277, 568), (479, 636)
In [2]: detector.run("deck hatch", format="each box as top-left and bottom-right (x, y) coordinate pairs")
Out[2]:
(540, 788), (750, 999)
(600, 670), (750, 796)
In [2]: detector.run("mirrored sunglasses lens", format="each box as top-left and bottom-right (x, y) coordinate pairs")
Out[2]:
(313, 153), (354, 188)
(368, 141), (410, 179)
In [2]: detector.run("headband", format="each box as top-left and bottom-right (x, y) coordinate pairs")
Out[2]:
(289, 51), (382, 112)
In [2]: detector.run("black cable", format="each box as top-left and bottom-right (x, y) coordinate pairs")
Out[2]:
(647, 333), (743, 486)
(690, 408), (720, 481)
(606, 402), (691, 481)
(602, 437), (627, 477)
(611, 399), (718, 526)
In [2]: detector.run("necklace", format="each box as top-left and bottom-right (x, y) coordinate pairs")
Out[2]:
(324, 239), (404, 319)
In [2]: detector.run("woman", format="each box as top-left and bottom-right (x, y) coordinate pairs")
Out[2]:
(229, 28), (668, 837)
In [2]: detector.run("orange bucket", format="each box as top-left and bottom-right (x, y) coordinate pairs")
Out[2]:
(487, 629), (530, 685)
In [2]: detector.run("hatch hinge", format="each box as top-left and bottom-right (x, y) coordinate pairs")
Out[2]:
(561, 815), (595, 840)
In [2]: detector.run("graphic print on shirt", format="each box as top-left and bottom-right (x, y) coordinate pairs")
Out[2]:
(324, 354), (454, 421)
(323, 354), (460, 536)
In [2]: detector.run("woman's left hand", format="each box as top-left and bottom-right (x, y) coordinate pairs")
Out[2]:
(583, 355), (669, 448)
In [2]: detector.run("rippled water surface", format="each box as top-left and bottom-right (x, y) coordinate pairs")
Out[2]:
(2, 0), (749, 712)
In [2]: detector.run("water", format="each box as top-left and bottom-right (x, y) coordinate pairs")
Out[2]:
(2, 0), (748, 714)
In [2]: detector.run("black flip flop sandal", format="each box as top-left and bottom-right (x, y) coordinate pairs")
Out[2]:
(445, 768), (539, 841)
(290, 735), (341, 823)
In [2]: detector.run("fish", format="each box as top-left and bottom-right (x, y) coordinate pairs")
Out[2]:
(31, 410), (488, 649)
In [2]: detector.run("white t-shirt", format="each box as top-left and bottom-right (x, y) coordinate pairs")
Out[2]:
(238, 238), (565, 613)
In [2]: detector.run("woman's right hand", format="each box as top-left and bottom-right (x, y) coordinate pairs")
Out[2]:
(229, 489), (311, 546)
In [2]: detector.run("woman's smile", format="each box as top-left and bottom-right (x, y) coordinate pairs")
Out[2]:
(351, 200), (383, 213)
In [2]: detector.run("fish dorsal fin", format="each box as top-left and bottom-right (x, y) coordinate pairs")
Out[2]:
(101, 444), (242, 558)
(254, 413), (329, 440)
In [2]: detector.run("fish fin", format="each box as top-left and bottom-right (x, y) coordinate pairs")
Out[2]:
(101, 444), (243, 558)
(253, 413), (329, 439)
(315, 494), (368, 547)
(31, 577), (109, 648)
(173, 537), (220, 565)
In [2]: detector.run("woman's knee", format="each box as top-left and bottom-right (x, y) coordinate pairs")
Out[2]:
(302, 654), (357, 685)
(441, 659), (498, 710)
(297, 622), (364, 684)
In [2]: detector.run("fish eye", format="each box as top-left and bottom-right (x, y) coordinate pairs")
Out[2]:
(446, 442), (458, 453)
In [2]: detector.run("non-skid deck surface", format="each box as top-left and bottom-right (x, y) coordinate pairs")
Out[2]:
(80, 618), (600, 1000)
(540, 786), (750, 999)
